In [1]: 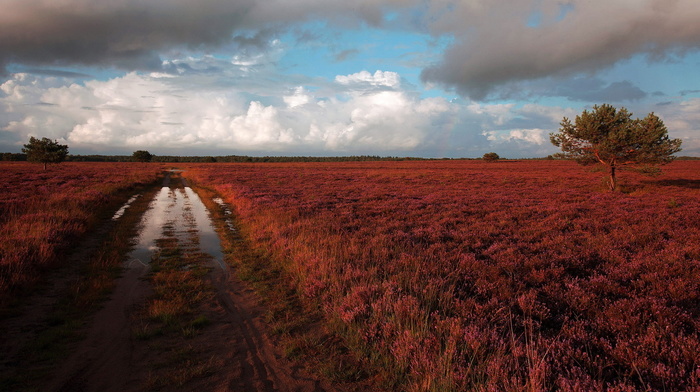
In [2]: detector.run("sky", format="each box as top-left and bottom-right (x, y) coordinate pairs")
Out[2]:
(1, 0), (700, 158)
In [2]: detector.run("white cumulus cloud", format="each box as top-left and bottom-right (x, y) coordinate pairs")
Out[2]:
(483, 128), (549, 145)
(0, 67), (457, 155)
(2, 58), (696, 158)
(283, 87), (311, 108)
(335, 70), (401, 88)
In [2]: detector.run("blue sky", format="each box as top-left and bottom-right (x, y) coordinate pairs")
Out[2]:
(1, 0), (699, 158)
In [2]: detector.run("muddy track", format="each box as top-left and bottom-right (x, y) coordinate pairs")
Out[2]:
(6, 172), (333, 391)
(199, 251), (327, 391)
(0, 180), (151, 391)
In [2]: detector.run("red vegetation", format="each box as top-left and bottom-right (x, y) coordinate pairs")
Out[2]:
(0, 162), (161, 298)
(186, 160), (700, 391)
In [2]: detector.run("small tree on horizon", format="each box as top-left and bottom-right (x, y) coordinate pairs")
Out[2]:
(22, 137), (69, 170)
(132, 150), (153, 163)
(483, 152), (500, 162)
(550, 104), (682, 191)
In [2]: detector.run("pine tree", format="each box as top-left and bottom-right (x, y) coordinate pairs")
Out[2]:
(22, 137), (69, 170)
(550, 104), (682, 190)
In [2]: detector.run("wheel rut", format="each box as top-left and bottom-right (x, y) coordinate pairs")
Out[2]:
(47, 171), (329, 392)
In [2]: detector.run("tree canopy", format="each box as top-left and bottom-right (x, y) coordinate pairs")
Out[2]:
(21, 137), (69, 170)
(482, 152), (500, 162)
(132, 150), (153, 163)
(550, 104), (682, 190)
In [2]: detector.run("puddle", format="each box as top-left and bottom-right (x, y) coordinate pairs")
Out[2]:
(112, 194), (141, 220)
(183, 187), (226, 271)
(126, 184), (227, 274)
(127, 187), (172, 267)
(213, 197), (237, 232)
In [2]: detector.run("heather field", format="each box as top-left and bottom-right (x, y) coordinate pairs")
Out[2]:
(0, 162), (162, 298)
(185, 160), (700, 391)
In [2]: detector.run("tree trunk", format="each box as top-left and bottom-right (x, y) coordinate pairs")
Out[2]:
(608, 165), (616, 191)
(43, 162), (47, 170)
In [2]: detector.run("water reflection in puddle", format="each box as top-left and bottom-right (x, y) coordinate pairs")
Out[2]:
(112, 194), (141, 221)
(213, 197), (236, 232)
(126, 185), (226, 273)
(184, 187), (225, 270)
(127, 187), (171, 266)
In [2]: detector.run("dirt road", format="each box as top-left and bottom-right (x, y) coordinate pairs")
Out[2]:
(43, 173), (330, 391)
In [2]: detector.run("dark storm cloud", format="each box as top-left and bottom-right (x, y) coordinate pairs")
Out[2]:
(22, 68), (94, 78)
(0, 0), (257, 73)
(420, 0), (700, 100)
(0, 0), (416, 74)
(233, 29), (278, 50)
(483, 77), (648, 102)
(5, 0), (700, 104)
(540, 78), (647, 102)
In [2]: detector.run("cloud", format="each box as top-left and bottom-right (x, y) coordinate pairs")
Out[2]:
(681, 89), (700, 97)
(247, 0), (408, 28)
(283, 87), (312, 108)
(0, 0), (417, 74)
(519, 77), (648, 102)
(227, 101), (296, 146)
(4, 0), (698, 104)
(455, 102), (577, 157)
(0, 67), (454, 155)
(21, 69), (94, 79)
(480, 128), (561, 158)
(552, 79), (647, 102)
(335, 70), (401, 88)
(420, 0), (700, 99)
(0, 0), (261, 73)
(3, 58), (697, 158)
(656, 98), (700, 156)
(483, 128), (549, 145)
(309, 92), (449, 150)
(334, 49), (360, 62)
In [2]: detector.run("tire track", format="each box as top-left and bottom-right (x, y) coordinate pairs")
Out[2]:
(49, 172), (329, 391)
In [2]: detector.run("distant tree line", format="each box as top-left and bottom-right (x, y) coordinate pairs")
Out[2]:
(2, 154), (437, 163)
(1, 153), (27, 161)
(2, 151), (697, 163)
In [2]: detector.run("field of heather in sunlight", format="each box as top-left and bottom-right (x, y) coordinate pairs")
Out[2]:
(187, 160), (700, 391)
(0, 162), (162, 298)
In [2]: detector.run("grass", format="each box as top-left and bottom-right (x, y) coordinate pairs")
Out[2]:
(183, 160), (700, 391)
(0, 162), (163, 301)
(190, 180), (373, 389)
(135, 242), (213, 336)
(0, 176), (164, 392)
